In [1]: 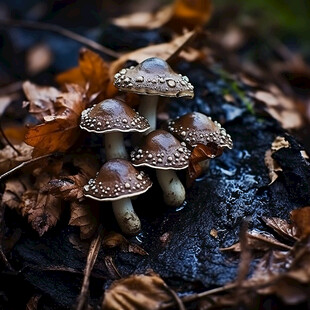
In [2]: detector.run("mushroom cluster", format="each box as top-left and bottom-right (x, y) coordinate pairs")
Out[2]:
(79, 57), (233, 235)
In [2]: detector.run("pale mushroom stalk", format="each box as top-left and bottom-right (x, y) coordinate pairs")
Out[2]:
(112, 198), (141, 235)
(156, 169), (186, 207)
(138, 95), (158, 134)
(104, 131), (128, 160)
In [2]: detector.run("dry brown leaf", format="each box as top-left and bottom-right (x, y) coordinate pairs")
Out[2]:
(1, 176), (32, 210)
(262, 216), (297, 241)
(103, 231), (148, 256)
(102, 273), (172, 310)
(109, 30), (197, 79)
(0, 142), (33, 174)
(69, 202), (98, 240)
(220, 229), (292, 252)
(22, 81), (60, 121)
(20, 173), (63, 236)
(112, 0), (212, 32)
(24, 85), (87, 156)
(290, 206), (310, 239)
(264, 136), (290, 185)
(56, 47), (111, 100)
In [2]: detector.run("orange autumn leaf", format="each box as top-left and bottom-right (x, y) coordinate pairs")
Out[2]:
(112, 0), (212, 32)
(290, 206), (310, 239)
(56, 48), (113, 100)
(24, 86), (87, 156)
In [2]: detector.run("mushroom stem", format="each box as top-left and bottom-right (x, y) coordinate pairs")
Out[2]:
(104, 132), (128, 160)
(155, 169), (186, 207)
(112, 198), (141, 235)
(138, 95), (158, 134)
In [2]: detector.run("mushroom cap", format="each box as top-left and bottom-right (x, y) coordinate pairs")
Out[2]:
(80, 98), (150, 133)
(84, 158), (152, 201)
(130, 129), (191, 170)
(167, 112), (233, 150)
(113, 57), (194, 98)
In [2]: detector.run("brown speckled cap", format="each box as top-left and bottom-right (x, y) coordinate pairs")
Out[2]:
(130, 129), (191, 170)
(83, 158), (152, 201)
(113, 57), (194, 98)
(167, 112), (233, 150)
(80, 98), (150, 133)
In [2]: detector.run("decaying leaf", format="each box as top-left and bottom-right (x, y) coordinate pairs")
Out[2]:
(24, 85), (87, 156)
(220, 229), (292, 252)
(290, 206), (310, 239)
(102, 273), (172, 310)
(0, 142), (33, 174)
(262, 216), (297, 241)
(20, 173), (63, 236)
(22, 81), (60, 121)
(56, 47), (111, 100)
(69, 202), (98, 240)
(103, 231), (148, 255)
(112, 0), (212, 32)
(264, 136), (290, 185)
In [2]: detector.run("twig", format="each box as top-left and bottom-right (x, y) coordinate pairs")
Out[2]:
(0, 123), (22, 155)
(0, 19), (120, 59)
(160, 283), (237, 309)
(163, 283), (186, 310)
(75, 225), (104, 310)
(0, 152), (63, 181)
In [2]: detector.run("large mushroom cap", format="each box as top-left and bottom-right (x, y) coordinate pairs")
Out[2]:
(167, 112), (233, 150)
(130, 129), (191, 170)
(80, 98), (150, 133)
(114, 57), (194, 98)
(84, 159), (152, 201)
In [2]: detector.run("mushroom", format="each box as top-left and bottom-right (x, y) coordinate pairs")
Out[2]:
(84, 158), (152, 235)
(113, 57), (194, 134)
(80, 98), (150, 160)
(130, 129), (191, 207)
(167, 112), (233, 183)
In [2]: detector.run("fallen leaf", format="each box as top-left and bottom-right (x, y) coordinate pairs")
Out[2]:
(112, 0), (212, 33)
(220, 229), (292, 252)
(262, 216), (297, 241)
(0, 142), (33, 174)
(264, 136), (290, 185)
(290, 206), (310, 239)
(103, 231), (148, 255)
(20, 173), (63, 236)
(69, 202), (98, 240)
(56, 47), (111, 100)
(22, 81), (60, 121)
(24, 85), (87, 156)
(102, 273), (172, 310)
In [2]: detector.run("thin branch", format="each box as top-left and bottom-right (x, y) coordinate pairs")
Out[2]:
(0, 124), (21, 155)
(0, 152), (63, 181)
(75, 225), (104, 310)
(0, 19), (120, 59)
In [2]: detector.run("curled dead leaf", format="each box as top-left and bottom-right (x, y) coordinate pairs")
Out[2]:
(102, 273), (172, 310)
(290, 206), (310, 239)
(69, 202), (98, 240)
(262, 216), (297, 241)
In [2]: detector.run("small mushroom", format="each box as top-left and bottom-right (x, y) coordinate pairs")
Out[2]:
(84, 158), (152, 235)
(130, 129), (191, 207)
(167, 112), (233, 183)
(114, 57), (194, 134)
(80, 98), (150, 160)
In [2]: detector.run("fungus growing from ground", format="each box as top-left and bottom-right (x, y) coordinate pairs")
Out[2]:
(130, 129), (191, 207)
(80, 98), (150, 160)
(84, 158), (152, 235)
(167, 111), (233, 185)
(113, 57), (194, 134)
